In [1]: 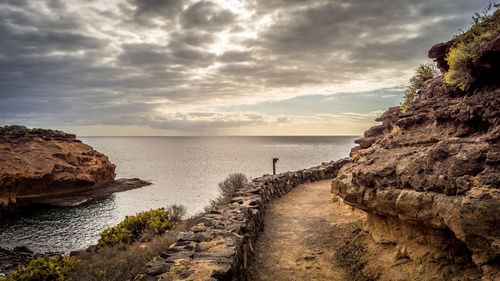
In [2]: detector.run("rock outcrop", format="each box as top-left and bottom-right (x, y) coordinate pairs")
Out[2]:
(0, 126), (116, 217)
(430, 34), (500, 87)
(428, 41), (453, 72)
(332, 36), (500, 279)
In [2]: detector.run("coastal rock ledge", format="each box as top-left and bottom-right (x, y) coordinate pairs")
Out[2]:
(332, 40), (500, 279)
(0, 126), (141, 217)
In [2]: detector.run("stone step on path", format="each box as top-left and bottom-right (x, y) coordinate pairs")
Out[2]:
(246, 180), (361, 281)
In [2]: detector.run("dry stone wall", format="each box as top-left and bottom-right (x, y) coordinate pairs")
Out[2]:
(144, 158), (349, 281)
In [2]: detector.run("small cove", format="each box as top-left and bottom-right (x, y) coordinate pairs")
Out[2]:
(0, 136), (357, 253)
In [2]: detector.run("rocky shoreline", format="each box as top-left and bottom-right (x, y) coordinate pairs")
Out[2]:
(0, 126), (136, 217)
(0, 247), (60, 278)
(0, 126), (152, 276)
(18, 178), (151, 208)
(0, 177), (151, 277)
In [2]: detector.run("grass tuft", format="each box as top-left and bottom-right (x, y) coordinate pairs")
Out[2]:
(166, 204), (187, 222)
(204, 173), (249, 213)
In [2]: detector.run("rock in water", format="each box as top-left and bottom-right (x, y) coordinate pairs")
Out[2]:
(332, 37), (500, 279)
(0, 126), (116, 217)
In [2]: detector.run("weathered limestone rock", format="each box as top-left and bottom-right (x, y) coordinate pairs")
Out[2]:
(332, 39), (500, 280)
(0, 127), (116, 216)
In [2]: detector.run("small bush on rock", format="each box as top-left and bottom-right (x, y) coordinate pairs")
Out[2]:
(7, 255), (79, 281)
(205, 173), (249, 212)
(97, 208), (174, 248)
(166, 204), (187, 222)
(3, 125), (29, 131)
(400, 63), (438, 113)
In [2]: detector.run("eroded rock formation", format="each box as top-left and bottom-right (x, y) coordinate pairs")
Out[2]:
(332, 36), (500, 280)
(0, 126), (116, 216)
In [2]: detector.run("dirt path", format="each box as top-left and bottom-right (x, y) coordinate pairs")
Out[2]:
(246, 180), (364, 281)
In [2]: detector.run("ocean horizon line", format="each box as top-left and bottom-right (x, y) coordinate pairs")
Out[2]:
(79, 135), (362, 138)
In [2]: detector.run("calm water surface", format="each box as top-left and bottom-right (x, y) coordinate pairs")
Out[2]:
(0, 136), (357, 253)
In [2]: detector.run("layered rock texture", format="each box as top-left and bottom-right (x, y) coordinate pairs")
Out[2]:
(0, 126), (116, 216)
(332, 36), (500, 279)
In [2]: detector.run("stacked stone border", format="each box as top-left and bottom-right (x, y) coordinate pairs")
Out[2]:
(144, 158), (349, 281)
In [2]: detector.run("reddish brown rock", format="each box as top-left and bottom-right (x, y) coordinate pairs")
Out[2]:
(0, 127), (116, 216)
(333, 48), (500, 279)
(428, 40), (453, 72)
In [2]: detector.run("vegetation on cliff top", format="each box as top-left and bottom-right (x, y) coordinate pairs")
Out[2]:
(401, 3), (499, 112)
(400, 63), (438, 113)
(445, 3), (500, 90)
(1, 125), (29, 131)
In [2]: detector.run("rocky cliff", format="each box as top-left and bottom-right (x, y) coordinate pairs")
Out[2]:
(0, 126), (116, 216)
(332, 35), (500, 279)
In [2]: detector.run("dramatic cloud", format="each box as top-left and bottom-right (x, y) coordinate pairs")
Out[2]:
(0, 0), (493, 135)
(128, 0), (184, 19)
(181, 1), (235, 30)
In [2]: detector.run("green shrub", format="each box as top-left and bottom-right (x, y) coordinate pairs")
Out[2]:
(70, 218), (199, 281)
(204, 173), (249, 212)
(7, 255), (79, 281)
(3, 125), (29, 131)
(97, 208), (174, 249)
(445, 4), (500, 90)
(400, 63), (438, 113)
(166, 204), (187, 222)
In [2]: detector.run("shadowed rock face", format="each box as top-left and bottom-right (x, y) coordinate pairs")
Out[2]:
(332, 39), (500, 280)
(428, 41), (452, 73)
(0, 127), (116, 216)
(429, 34), (500, 86)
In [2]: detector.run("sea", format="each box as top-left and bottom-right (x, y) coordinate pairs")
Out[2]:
(0, 136), (357, 253)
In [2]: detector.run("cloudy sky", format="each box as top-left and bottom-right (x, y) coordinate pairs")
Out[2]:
(0, 0), (492, 136)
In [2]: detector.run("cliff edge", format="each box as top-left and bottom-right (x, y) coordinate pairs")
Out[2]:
(0, 126), (116, 216)
(332, 23), (500, 281)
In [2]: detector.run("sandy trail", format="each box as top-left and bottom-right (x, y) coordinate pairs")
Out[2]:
(246, 180), (363, 281)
